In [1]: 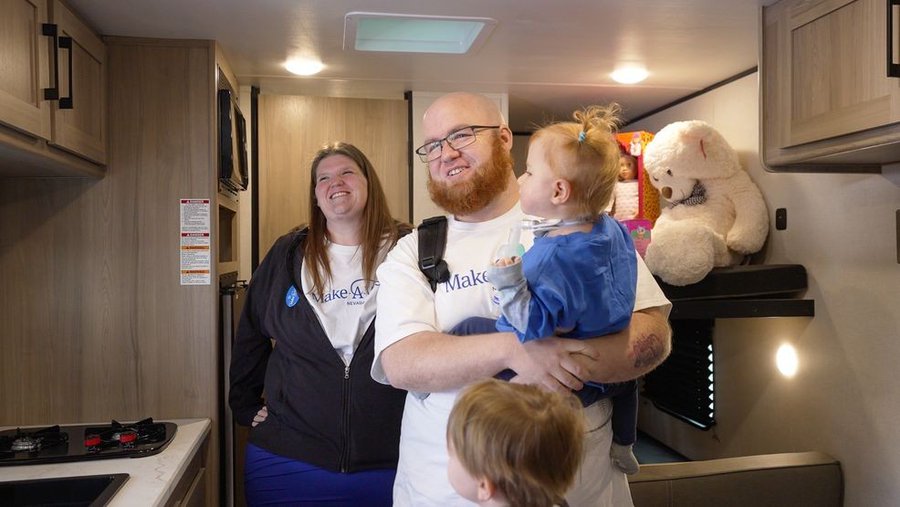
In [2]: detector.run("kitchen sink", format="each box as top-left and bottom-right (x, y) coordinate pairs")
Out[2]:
(0, 473), (128, 506)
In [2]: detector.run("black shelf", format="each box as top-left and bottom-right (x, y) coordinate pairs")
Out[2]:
(656, 264), (815, 319)
(669, 298), (815, 319)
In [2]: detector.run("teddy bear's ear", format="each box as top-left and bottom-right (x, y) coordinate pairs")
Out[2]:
(680, 121), (739, 173)
(675, 121), (713, 153)
(693, 123), (717, 161)
(707, 124), (739, 169)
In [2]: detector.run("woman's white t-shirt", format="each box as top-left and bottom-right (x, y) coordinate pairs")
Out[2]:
(301, 242), (378, 365)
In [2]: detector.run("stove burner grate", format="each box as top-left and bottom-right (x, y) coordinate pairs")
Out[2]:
(0, 425), (69, 454)
(84, 418), (167, 453)
(0, 418), (177, 466)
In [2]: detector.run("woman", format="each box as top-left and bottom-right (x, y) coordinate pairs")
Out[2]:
(229, 142), (409, 506)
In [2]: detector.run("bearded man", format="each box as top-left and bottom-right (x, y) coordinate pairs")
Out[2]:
(372, 92), (673, 507)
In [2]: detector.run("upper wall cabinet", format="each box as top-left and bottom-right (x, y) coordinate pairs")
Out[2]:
(0, 0), (106, 176)
(0, 0), (52, 141)
(761, 0), (900, 171)
(50, 0), (106, 164)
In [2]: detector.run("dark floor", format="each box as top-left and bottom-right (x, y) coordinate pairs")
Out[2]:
(633, 431), (689, 464)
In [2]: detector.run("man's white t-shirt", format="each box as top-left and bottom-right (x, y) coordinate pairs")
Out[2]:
(373, 203), (671, 506)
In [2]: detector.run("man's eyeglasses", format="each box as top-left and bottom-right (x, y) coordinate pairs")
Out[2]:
(415, 125), (501, 163)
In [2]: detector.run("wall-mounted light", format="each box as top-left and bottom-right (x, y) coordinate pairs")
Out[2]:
(611, 66), (649, 84)
(285, 58), (325, 76)
(776, 343), (799, 377)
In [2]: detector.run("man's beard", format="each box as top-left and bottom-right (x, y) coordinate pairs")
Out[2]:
(427, 139), (514, 217)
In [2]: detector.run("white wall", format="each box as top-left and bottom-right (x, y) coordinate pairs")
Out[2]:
(630, 73), (900, 507)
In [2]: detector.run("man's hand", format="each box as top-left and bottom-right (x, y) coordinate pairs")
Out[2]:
(509, 337), (600, 393)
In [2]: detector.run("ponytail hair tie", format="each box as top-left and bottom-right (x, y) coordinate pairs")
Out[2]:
(578, 131), (586, 142)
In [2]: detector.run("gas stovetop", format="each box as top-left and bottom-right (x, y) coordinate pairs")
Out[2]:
(0, 418), (177, 466)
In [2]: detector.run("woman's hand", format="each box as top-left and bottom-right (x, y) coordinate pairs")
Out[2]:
(251, 406), (268, 427)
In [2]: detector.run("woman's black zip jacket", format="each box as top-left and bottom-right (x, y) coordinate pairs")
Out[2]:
(228, 228), (407, 472)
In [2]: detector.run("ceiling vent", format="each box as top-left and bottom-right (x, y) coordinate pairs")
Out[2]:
(343, 12), (497, 54)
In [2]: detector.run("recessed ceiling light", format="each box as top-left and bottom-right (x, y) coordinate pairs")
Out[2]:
(344, 12), (497, 54)
(285, 58), (325, 76)
(611, 66), (649, 84)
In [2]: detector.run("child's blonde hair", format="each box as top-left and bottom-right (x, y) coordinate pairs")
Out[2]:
(530, 104), (623, 217)
(447, 379), (585, 507)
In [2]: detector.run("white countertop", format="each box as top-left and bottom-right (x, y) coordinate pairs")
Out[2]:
(0, 418), (211, 506)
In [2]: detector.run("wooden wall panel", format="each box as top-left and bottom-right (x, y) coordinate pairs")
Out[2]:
(0, 36), (218, 473)
(257, 95), (409, 258)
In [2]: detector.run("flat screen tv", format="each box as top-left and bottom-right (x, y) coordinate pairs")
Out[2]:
(218, 88), (249, 192)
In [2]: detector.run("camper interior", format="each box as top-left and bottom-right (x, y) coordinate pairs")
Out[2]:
(1, 1), (898, 506)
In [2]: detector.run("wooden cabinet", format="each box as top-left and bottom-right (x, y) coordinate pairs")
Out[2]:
(49, 0), (106, 164)
(761, 0), (900, 170)
(0, 0), (105, 176)
(166, 434), (209, 507)
(218, 190), (240, 276)
(0, 0), (52, 141)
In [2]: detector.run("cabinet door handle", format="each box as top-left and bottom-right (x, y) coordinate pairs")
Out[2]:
(889, 0), (900, 77)
(41, 23), (60, 101)
(58, 36), (74, 110)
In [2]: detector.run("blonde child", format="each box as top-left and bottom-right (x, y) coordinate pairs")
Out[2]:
(447, 379), (584, 507)
(451, 104), (642, 474)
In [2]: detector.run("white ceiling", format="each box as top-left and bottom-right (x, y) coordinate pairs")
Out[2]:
(69, 0), (765, 132)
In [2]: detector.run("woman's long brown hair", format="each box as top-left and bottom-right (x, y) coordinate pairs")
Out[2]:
(303, 142), (405, 298)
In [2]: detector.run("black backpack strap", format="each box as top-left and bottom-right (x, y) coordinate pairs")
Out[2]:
(417, 216), (450, 292)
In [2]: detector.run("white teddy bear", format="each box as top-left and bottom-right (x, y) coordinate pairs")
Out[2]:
(642, 120), (769, 286)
